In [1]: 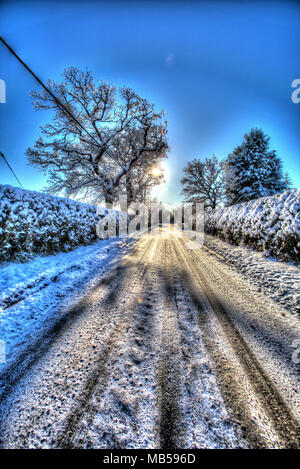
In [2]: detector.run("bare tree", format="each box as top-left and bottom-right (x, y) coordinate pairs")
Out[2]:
(181, 156), (224, 209)
(26, 67), (168, 205)
(108, 126), (166, 204)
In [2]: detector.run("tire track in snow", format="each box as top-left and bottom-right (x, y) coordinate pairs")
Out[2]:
(0, 229), (298, 449)
(0, 242), (134, 401)
(57, 236), (159, 448)
(0, 241), (142, 402)
(0, 264), (81, 311)
(173, 236), (300, 449)
(157, 238), (185, 449)
(156, 234), (241, 449)
(64, 236), (164, 449)
(0, 236), (156, 448)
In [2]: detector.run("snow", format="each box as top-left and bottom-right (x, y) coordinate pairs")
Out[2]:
(204, 234), (300, 316)
(0, 184), (116, 262)
(225, 128), (288, 205)
(0, 237), (135, 378)
(205, 189), (300, 262)
(0, 229), (298, 448)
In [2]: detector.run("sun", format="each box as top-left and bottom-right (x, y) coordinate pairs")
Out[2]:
(150, 161), (170, 201)
(150, 167), (162, 178)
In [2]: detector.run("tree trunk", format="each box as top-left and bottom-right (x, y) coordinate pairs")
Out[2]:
(126, 176), (134, 205)
(105, 194), (114, 209)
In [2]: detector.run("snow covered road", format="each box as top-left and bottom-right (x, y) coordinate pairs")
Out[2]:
(0, 229), (299, 449)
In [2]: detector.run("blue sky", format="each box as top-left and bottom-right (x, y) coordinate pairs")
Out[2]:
(0, 0), (299, 204)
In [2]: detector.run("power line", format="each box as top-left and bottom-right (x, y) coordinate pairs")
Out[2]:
(0, 36), (153, 188)
(0, 36), (102, 149)
(0, 152), (24, 188)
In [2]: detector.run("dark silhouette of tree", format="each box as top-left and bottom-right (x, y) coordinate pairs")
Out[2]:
(181, 156), (224, 209)
(26, 67), (168, 205)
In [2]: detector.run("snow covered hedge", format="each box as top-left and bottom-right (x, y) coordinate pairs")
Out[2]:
(205, 189), (300, 262)
(0, 185), (116, 262)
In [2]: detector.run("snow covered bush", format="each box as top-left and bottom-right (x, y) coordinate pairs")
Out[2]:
(0, 185), (116, 262)
(205, 189), (300, 262)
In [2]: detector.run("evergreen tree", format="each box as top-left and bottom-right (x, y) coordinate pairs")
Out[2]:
(225, 128), (287, 205)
